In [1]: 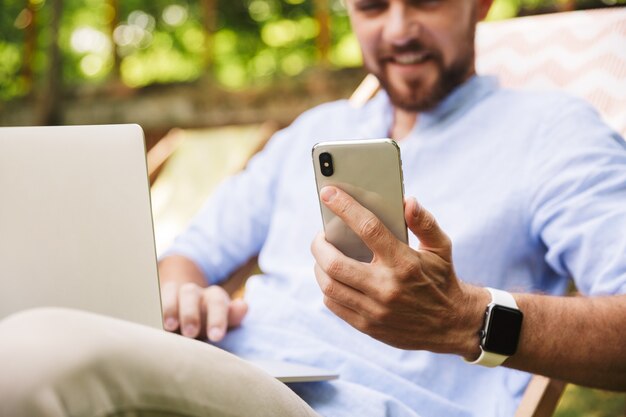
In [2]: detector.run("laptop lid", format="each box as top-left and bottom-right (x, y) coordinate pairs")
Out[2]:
(0, 124), (338, 382)
(0, 124), (163, 328)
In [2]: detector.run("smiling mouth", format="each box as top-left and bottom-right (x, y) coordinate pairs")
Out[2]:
(390, 51), (431, 65)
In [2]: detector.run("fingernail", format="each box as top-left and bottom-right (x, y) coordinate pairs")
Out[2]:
(412, 198), (420, 218)
(164, 317), (178, 331)
(209, 327), (224, 341)
(183, 324), (197, 337)
(320, 187), (337, 203)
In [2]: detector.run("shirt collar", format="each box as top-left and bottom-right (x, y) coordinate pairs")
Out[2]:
(357, 75), (499, 139)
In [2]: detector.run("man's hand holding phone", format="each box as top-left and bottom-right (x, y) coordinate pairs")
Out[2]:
(311, 186), (488, 358)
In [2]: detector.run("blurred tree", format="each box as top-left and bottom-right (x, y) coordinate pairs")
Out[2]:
(37, 0), (63, 124)
(1, 0), (27, 100)
(1, 0), (625, 103)
(22, 0), (37, 91)
(200, 0), (217, 72)
(314, 0), (330, 65)
(107, 0), (120, 80)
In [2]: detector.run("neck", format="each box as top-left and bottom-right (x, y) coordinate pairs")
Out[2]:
(390, 108), (418, 141)
(389, 69), (479, 141)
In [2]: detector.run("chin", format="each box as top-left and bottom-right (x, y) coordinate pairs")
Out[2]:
(373, 53), (474, 112)
(384, 80), (446, 112)
(382, 68), (472, 112)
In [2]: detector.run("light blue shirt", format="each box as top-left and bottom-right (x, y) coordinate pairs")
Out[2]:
(165, 76), (626, 417)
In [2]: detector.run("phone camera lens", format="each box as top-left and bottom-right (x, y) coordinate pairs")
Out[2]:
(319, 152), (334, 177)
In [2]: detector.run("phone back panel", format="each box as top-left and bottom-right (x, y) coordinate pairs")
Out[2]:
(312, 139), (407, 262)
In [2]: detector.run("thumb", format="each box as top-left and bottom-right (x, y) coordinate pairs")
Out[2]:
(227, 298), (249, 327)
(404, 197), (452, 261)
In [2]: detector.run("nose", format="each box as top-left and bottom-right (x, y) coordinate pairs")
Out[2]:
(382, 3), (422, 47)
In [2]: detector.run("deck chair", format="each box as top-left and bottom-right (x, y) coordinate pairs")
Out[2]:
(148, 7), (626, 417)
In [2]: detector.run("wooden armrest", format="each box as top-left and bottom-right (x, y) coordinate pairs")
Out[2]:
(146, 128), (185, 184)
(220, 255), (260, 298)
(515, 375), (566, 417)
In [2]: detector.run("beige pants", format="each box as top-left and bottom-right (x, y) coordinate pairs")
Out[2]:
(0, 308), (321, 417)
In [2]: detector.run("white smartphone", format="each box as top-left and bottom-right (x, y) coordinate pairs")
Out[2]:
(312, 139), (408, 262)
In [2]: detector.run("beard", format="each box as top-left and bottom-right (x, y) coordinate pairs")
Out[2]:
(369, 37), (475, 112)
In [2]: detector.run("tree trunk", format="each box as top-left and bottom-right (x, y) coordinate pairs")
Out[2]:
(314, 0), (330, 66)
(22, 0), (37, 94)
(556, 0), (576, 11)
(108, 0), (121, 81)
(37, 0), (63, 125)
(200, 0), (217, 77)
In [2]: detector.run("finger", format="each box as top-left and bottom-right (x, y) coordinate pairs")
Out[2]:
(204, 286), (230, 342)
(160, 281), (180, 332)
(228, 298), (249, 327)
(404, 197), (452, 261)
(320, 186), (398, 259)
(323, 296), (371, 335)
(314, 263), (387, 321)
(311, 232), (372, 294)
(178, 283), (203, 338)
(314, 263), (365, 305)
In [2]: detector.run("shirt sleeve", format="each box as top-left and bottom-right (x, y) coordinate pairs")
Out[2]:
(161, 126), (295, 285)
(528, 97), (626, 296)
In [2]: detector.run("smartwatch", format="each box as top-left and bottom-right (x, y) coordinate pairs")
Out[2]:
(466, 287), (524, 367)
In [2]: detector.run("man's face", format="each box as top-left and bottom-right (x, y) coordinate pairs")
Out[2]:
(347, 0), (492, 112)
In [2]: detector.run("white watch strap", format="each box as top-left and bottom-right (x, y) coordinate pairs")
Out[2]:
(488, 287), (518, 309)
(466, 287), (519, 368)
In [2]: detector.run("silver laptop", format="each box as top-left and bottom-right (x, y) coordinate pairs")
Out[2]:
(0, 124), (337, 383)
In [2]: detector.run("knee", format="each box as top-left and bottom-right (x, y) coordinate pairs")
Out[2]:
(0, 308), (118, 413)
(0, 307), (96, 351)
(1, 306), (75, 331)
(0, 306), (120, 369)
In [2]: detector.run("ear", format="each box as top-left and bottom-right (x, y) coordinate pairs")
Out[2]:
(477, 0), (495, 21)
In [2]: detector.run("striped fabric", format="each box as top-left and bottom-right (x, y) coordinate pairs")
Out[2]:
(476, 8), (626, 136)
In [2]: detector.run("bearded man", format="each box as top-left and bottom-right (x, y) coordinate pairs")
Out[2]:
(2, 1), (625, 416)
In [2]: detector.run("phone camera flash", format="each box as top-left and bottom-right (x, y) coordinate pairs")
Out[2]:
(319, 152), (334, 177)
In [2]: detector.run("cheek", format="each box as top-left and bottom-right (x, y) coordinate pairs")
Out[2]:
(433, 13), (477, 65)
(419, 5), (471, 59)
(360, 44), (379, 71)
(430, 26), (469, 67)
(351, 19), (382, 69)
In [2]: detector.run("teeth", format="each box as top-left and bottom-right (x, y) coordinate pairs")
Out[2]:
(394, 52), (428, 64)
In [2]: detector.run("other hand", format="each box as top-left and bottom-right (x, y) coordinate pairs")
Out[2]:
(160, 281), (248, 342)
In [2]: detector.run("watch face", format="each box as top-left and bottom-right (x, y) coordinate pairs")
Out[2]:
(483, 305), (524, 356)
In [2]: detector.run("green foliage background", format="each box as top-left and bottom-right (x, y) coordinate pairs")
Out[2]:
(556, 385), (625, 417)
(1, 0), (625, 101)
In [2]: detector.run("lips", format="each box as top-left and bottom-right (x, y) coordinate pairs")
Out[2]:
(391, 50), (431, 65)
